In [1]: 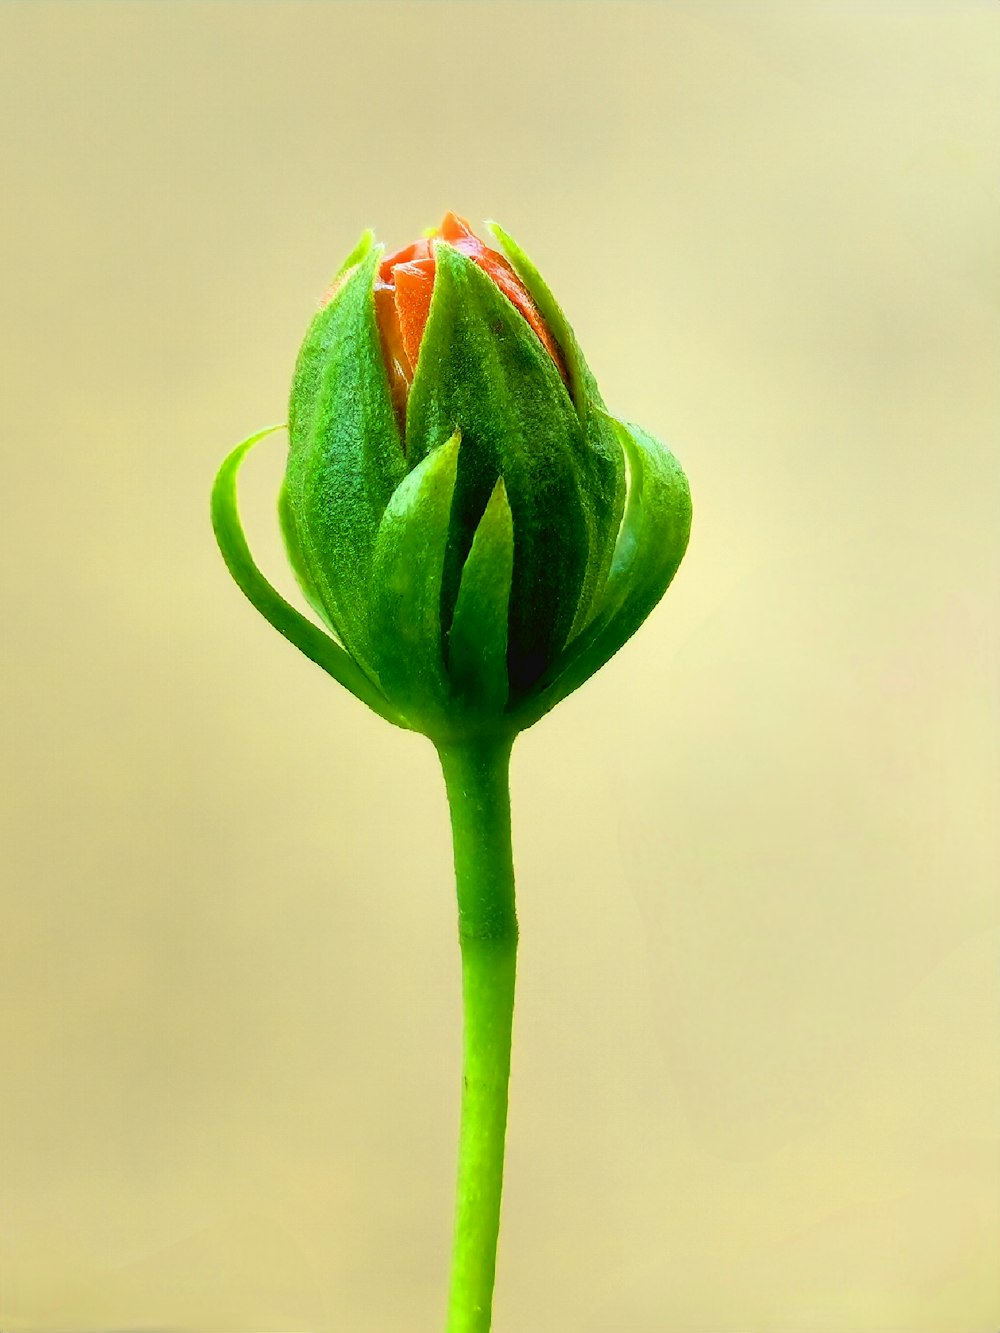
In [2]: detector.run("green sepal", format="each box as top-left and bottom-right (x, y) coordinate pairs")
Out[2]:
(334, 227), (374, 279)
(487, 220), (606, 418)
(369, 429), (461, 724)
(565, 407), (627, 641)
(405, 242), (593, 696)
(447, 478), (514, 715)
(211, 425), (408, 730)
(601, 416), (691, 627)
(286, 239), (405, 671)
(517, 415), (692, 728)
(487, 221), (625, 641)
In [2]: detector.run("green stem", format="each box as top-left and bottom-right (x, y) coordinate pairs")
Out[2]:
(437, 735), (518, 1333)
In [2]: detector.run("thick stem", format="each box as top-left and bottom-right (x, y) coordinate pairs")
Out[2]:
(437, 735), (518, 1333)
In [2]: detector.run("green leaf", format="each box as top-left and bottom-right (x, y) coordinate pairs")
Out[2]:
(285, 240), (406, 671)
(211, 425), (408, 729)
(447, 477), (514, 715)
(369, 429), (461, 722)
(517, 415), (691, 727)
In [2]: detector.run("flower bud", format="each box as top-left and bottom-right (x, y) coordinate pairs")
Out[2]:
(368, 212), (565, 422)
(215, 215), (691, 742)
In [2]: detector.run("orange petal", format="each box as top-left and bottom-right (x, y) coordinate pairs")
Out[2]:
(373, 281), (405, 368)
(438, 211), (476, 243)
(393, 258), (437, 372)
(379, 236), (433, 282)
(378, 215), (565, 385)
(372, 280), (411, 426)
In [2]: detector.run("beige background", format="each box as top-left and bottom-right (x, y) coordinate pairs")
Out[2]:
(1, 3), (998, 1330)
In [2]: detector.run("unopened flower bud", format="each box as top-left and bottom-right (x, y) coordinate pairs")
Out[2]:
(215, 215), (691, 742)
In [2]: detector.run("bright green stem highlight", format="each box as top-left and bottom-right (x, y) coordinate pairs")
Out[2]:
(438, 736), (518, 1333)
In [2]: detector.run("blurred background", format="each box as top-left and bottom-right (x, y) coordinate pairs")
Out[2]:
(1, 3), (997, 1330)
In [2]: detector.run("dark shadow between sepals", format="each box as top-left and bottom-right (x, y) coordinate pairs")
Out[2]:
(509, 412), (692, 732)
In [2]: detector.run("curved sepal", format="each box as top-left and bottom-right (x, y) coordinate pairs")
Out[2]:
(211, 426), (408, 730)
(518, 415), (691, 727)
(565, 406), (626, 640)
(447, 477), (514, 715)
(369, 429), (461, 723)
